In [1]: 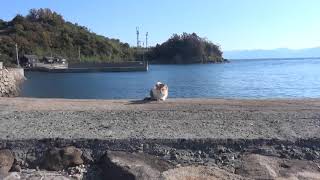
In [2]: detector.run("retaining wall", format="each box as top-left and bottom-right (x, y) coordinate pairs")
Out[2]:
(0, 66), (25, 97)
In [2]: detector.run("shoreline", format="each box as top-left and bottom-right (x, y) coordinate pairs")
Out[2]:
(1, 97), (320, 140)
(1, 97), (320, 179)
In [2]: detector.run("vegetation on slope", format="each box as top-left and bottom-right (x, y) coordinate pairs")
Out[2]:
(0, 8), (135, 66)
(0, 8), (224, 66)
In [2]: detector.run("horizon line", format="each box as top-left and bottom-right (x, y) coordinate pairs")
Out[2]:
(224, 47), (320, 52)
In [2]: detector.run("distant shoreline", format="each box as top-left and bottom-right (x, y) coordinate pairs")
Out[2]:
(228, 57), (320, 60)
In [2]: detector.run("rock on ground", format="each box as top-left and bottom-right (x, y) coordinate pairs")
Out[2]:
(0, 149), (14, 178)
(235, 154), (320, 180)
(43, 146), (83, 171)
(5, 165), (88, 180)
(19, 169), (70, 180)
(100, 151), (173, 180)
(2, 172), (20, 180)
(162, 166), (248, 180)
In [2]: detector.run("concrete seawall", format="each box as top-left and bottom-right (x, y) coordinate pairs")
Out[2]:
(0, 67), (25, 97)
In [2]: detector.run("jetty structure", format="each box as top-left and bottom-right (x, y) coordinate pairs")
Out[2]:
(21, 54), (148, 72)
(25, 60), (149, 73)
(20, 53), (148, 73)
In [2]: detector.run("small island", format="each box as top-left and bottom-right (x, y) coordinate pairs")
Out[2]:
(0, 8), (226, 67)
(147, 32), (227, 64)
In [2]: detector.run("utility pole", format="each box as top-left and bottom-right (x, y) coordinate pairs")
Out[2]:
(142, 42), (145, 62)
(145, 32), (149, 66)
(78, 46), (81, 62)
(15, 43), (20, 67)
(145, 32), (148, 50)
(136, 27), (140, 47)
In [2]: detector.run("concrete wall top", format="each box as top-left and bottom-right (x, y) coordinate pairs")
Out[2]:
(7, 68), (25, 80)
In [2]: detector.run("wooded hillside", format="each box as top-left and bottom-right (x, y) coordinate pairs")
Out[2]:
(0, 8), (135, 66)
(0, 8), (224, 66)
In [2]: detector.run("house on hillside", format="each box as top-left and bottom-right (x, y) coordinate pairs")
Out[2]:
(43, 56), (67, 64)
(43, 56), (54, 63)
(20, 54), (39, 67)
(55, 57), (67, 64)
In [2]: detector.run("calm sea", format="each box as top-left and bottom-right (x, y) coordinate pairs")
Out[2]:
(21, 58), (320, 99)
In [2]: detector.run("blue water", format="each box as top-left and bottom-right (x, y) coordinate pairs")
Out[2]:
(21, 58), (320, 99)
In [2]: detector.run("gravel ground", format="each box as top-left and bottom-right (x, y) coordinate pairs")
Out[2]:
(1, 98), (320, 140)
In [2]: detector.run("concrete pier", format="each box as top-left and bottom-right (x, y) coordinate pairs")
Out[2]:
(26, 61), (148, 73)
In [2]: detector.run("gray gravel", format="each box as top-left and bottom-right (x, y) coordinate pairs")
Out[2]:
(1, 98), (320, 140)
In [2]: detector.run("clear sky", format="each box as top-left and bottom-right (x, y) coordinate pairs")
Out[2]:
(1, 0), (319, 51)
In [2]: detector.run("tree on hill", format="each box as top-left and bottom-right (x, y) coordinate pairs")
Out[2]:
(0, 8), (135, 66)
(147, 33), (224, 64)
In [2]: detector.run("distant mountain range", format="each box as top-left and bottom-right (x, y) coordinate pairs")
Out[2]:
(223, 47), (320, 59)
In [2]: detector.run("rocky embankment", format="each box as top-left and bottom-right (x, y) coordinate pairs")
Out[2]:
(1, 139), (320, 179)
(0, 67), (24, 97)
(1, 98), (320, 179)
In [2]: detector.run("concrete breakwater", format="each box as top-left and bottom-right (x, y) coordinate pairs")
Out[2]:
(0, 67), (25, 97)
(27, 61), (148, 73)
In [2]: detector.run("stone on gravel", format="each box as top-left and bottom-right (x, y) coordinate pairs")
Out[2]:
(43, 146), (83, 171)
(0, 149), (14, 177)
(235, 154), (320, 179)
(10, 165), (21, 172)
(19, 169), (71, 180)
(2, 172), (20, 180)
(162, 165), (248, 180)
(81, 149), (94, 164)
(100, 151), (173, 180)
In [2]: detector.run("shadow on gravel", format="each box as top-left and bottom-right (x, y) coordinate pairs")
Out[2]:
(127, 99), (156, 105)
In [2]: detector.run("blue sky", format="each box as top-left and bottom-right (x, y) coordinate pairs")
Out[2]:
(1, 0), (319, 51)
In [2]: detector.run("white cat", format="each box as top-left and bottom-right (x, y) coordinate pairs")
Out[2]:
(150, 81), (169, 101)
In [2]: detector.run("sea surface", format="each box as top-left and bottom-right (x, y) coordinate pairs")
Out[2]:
(21, 58), (320, 99)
